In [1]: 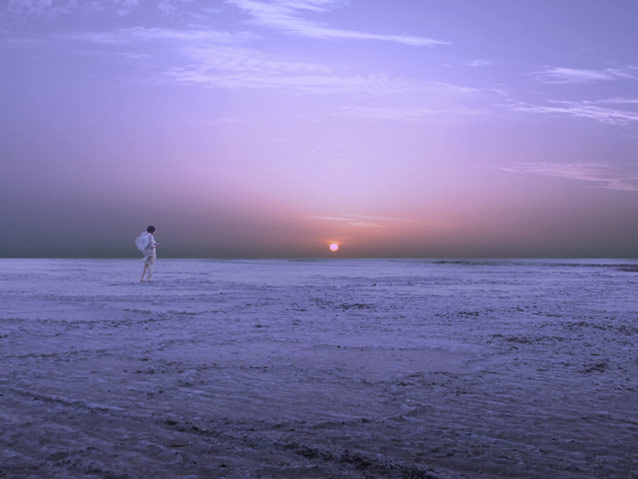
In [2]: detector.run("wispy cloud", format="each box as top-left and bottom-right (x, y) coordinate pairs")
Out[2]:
(183, 45), (334, 75)
(48, 23), (429, 95)
(497, 162), (638, 192)
(61, 27), (254, 45)
(169, 63), (400, 94)
(168, 48), (500, 98)
(312, 214), (421, 229)
(311, 213), (461, 231)
(6, 0), (141, 16)
(336, 105), (484, 121)
(140, 38), (403, 94)
(510, 98), (638, 126)
(533, 66), (638, 84)
(591, 97), (638, 105)
(337, 106), (445, 120)
(312, 215), (385, 229)
(226, 0), (449, 46)
(5, 0), (216, 19)
(115, 0), (143, 17)
(468, 59), (491, 67)
(7, 0), (71, 16)
(3, 2), (467, 99)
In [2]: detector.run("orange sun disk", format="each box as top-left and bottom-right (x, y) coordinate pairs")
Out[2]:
(329, 243), (339, 252)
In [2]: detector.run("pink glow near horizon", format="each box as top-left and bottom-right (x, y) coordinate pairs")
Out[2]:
(1, 0), (637, 257)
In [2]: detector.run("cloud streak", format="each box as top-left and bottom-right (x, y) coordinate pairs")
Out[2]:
(311, 214), (461, 233)
(336, 105), (485, 121)
(510, 99), (638, 126)
(312, 213), (423, 229)
(61, 27), (254, 45)
(533, 66), (638, 84)
(169, 66), (400, 94)
(468, 59), (491, 67)
(56, 25), (380, 94)
(6, 0), (142, 16)
(7, 0), (70, 15)
(312, 215), (385, 229)
(164, 44), (410, 94)
(40, 23), (448, 96)
(498, 162), (638, 192)
(226, 0), (448, 46)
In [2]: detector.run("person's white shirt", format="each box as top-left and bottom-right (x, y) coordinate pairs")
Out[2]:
(139, 232), (157, 260)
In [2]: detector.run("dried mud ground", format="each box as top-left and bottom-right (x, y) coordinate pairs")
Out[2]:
(1, 259), (637, 478)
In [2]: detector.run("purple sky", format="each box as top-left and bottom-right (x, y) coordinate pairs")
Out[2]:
(1, 0), (637, 258)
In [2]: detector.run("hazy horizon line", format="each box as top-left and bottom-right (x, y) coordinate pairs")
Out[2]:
(2, 256), (637, 261)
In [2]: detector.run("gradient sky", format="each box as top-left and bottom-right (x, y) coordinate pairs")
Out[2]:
(1, 0), (637, 258)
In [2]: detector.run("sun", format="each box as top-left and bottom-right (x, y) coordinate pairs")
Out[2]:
(329, 243), (339, 252)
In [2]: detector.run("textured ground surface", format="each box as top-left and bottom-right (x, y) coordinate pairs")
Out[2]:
(1, 258), (637, 478)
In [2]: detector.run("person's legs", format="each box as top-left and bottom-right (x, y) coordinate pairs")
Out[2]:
(142, 256), (155, 281)
(141, 262), (149, 282)
(146, 256), (155, 281)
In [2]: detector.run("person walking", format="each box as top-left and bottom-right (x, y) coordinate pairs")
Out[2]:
(136, 225), (159, 282)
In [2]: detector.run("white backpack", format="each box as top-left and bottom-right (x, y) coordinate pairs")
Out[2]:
(135, 233), (149, 252)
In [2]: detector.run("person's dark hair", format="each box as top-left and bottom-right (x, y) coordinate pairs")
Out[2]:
(147, 225), (156, 233)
